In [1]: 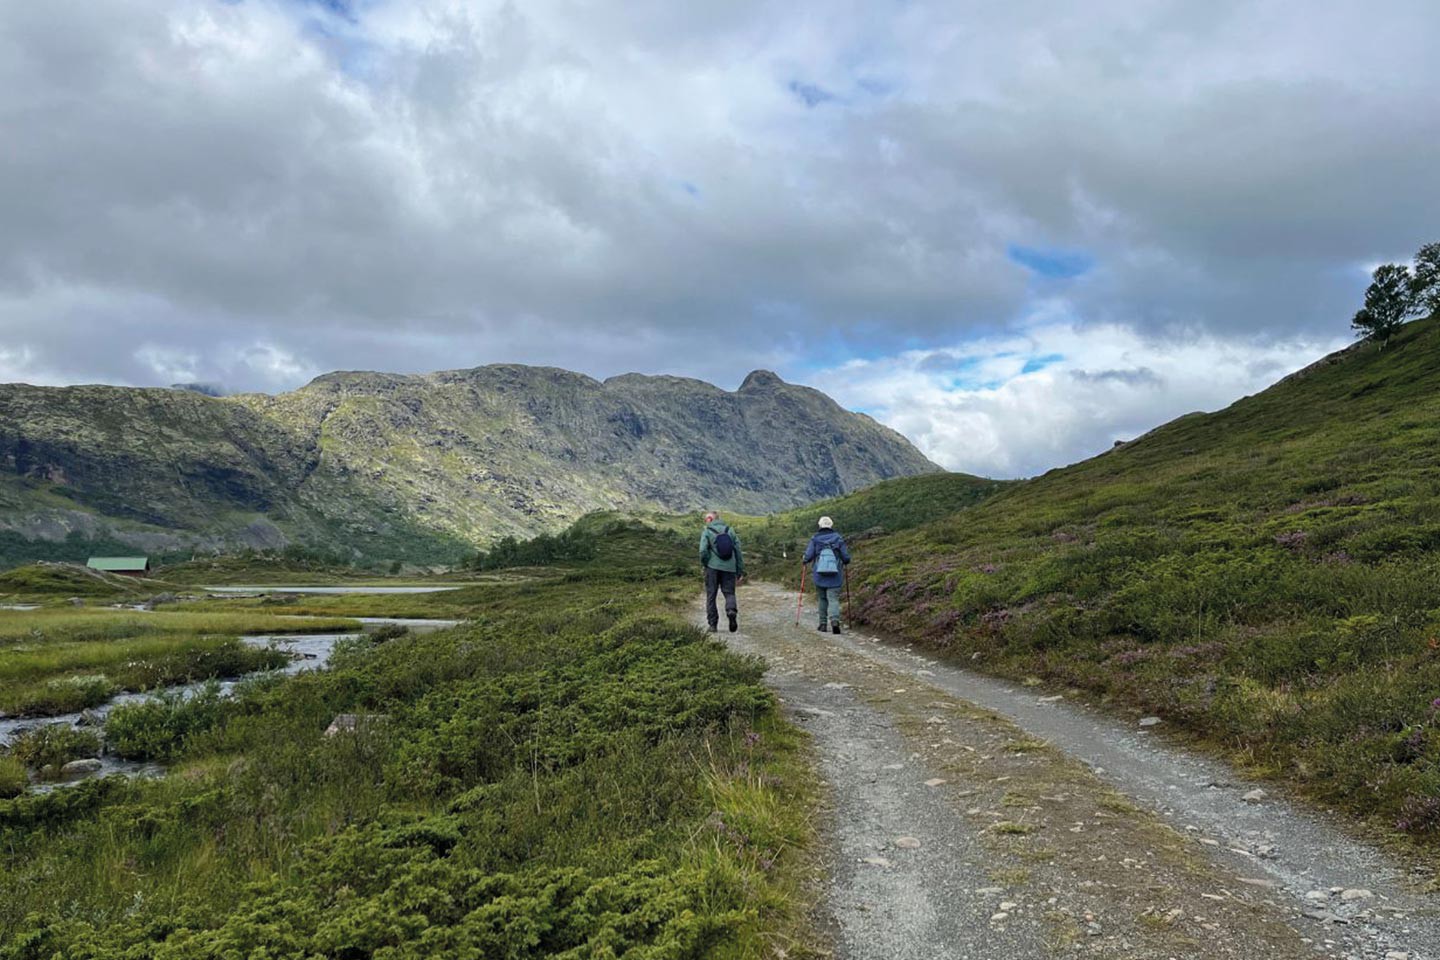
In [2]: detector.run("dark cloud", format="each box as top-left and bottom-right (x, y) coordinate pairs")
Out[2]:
(1069, 368), (1163, 387)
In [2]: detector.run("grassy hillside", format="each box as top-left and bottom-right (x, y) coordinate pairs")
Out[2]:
(849, 316), (1440, 838)
(725, 472), (1011, 580)
(0, 563), (158, 601)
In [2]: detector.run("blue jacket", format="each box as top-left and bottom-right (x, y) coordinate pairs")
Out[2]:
(803, 530), (851, 588)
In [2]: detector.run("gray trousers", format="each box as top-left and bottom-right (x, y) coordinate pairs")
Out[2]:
(816, 585), (841, 626)
(705, 567), (738, 627)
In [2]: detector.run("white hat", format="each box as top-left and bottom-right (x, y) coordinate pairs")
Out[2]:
(818, 516), (834, 529)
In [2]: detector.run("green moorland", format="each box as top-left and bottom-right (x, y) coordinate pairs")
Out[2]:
(184, 515), (699, 620)
(735, 472), (1011, 578)
(0, 609), (358, 716)
(153, 546), (433, 585)
(0, 556), (819, 956)
(837, 315), (1440, 838)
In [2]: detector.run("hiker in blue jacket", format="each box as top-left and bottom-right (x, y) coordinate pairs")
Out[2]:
(699, 511), (745, 633)
(803, 516), (851, 633)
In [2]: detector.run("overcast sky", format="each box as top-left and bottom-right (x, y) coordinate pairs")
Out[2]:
(2, 0), (1436, 477)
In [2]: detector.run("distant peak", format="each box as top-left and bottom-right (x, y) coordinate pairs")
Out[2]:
(739, 370), (785, 391)
(170, 382), (226, 398)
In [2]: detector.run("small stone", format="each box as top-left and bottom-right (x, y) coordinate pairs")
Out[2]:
(1304, 890), (1330, 902)
(1038, 695), (1062, 703)
(925, 715), (946, 725)
(860, 856), (892, 868)
(893, 836), (922, 849)
(1385, 951), (1410, 960)
(924, 778), (947, 787)
(975, 886), (1003, 895)
(1138, 716), (1162, 727)
(999, 901), (1017, 911)
(1085, 922), (1103, 936)
(1339, 888), (1373, 902)
(1241, 789), (1267, 803)
(990, 912), (1010, 922)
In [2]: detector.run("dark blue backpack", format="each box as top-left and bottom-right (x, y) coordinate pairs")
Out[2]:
(713, 531), (735, 561)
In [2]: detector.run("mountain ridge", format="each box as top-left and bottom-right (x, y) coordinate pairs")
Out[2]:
(0, 364), (939, 568)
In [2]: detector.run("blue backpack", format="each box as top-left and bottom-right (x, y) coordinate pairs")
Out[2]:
(815, 544), (841, 574)
(713, 531), (735, 561)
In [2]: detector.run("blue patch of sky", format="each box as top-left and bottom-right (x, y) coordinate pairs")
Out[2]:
(285, 0), (384, 80)
(1007, 244), (1094, 280)
(679, 180), (701, 198)
(298, 0), (359, 21)
(1020, 353), (1065, 374)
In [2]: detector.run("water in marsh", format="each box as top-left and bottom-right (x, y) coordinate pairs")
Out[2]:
(0, 616), (461, 790)
(203, 585), (464, 594)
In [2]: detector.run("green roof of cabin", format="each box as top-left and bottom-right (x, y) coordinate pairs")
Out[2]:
(86, 557), (150, 572)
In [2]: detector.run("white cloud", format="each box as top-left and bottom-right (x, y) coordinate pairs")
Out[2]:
(817, 321), (1350, 477)
(0, 0), (1435, 474)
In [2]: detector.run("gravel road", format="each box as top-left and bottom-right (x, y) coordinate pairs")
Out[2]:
(700, 581), (1439, 960)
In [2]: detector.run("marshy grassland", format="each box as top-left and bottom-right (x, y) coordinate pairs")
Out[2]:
(0, 608), (359, 717)
(0, 565), (821, 958)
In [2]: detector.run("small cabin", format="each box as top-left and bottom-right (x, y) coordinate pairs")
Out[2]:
(86, 556), (151, 577)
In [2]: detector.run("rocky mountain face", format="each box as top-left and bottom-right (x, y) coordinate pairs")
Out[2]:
(0, 366), (939, 565)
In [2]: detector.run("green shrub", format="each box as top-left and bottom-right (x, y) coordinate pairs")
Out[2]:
(105, 685), (234, 761)
(0, 756), (25, 799)
(7, 724), (102, 772)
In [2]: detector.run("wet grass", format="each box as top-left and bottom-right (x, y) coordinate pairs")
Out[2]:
(0, 609), (358, 717)
(0, 608), (359, 646)
(0, 637), (292, 717)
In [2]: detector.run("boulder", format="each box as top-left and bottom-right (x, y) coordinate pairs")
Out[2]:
(60, 758), (103, 778)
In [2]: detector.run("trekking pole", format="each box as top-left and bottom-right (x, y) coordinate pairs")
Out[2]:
(843, 565), (853, 626)
(795, 562), (806, 626)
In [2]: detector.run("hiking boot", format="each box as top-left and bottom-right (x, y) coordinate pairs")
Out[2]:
(728, 612), (738, 633)
(831, 622), (841, 635)
(817, 623), (827, 631)
(707, 624), (719, 633)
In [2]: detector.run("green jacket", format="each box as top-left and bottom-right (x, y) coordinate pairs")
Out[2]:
(699, 521), (744, 574)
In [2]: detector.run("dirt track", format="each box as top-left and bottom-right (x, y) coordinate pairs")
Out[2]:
(698, 581), (1439, 960)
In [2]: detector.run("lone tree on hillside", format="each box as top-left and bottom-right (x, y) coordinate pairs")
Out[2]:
(1353, 263), (1420, 347)
(1412, 242), (1440, 316)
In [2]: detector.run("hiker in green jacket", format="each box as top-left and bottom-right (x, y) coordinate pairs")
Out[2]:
(699, 511), (745, 633)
